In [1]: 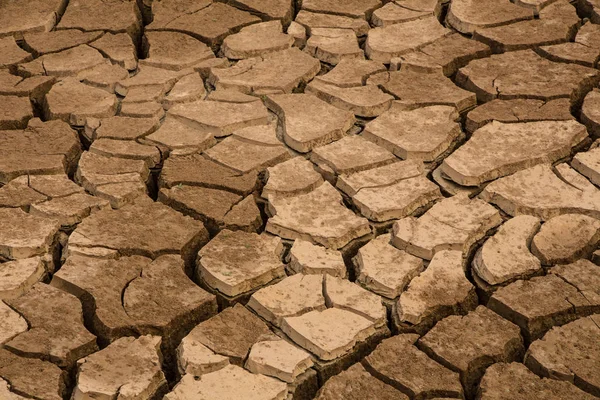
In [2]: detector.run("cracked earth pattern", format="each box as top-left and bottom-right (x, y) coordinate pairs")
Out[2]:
(0, 0), (600, 399)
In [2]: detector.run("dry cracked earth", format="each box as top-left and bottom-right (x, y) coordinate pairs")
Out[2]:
(1, 0), (600, 399)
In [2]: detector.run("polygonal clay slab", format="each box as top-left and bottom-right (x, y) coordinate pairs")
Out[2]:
(396, 250), (478, 334)
(164, 366), (287, 400)
(114, 65), (188, 96)
(391, 195), (502, 260)
(536, 42), (599, 68)
(315, 363), (408, 400)
(456, 50), (600, 104)
(582, 89), (600, 137)
(363, 334), (464, 399)
(4, 283), (97, 367)
(473, 1), (580, 53)
(531, 214), (600, 265)
(43, 78), (118, 125)
(281, 308), (378, 361)
(487, 274), (592, 341)
(178, 304), (274, 367)
(446, 0), (534, 34)
(160, 153), (258, 195)
(314, 58), (386, 88)
(473, 215), (542, 288)
(464, 98), (573, 133)
(365, 16), (452, 63)
(419, 306), (524, 397)
(310, 135), (396, 176)
(0, 349), (66, 400)
(550, 259), (600, 310)
(228, 0), (294, 24)
(0, 118), (81, 184)
(89, 138), (161, 168)
(288, 239), (346, 277)
(68, 198), (209, 266)
(197, 230), (285, 298)
(300, 0), (381, 19)
(355, 234), (424, 300)
(208, 48), (320, 94)
(0, 95), (33, 130)
(266, 182), (372, 249)
(262, 157), (324, 198)
(371, 2), (431, 27)
(89, 32), (137, 70)
(84, 116), (160, 142)
(525, 315), (600, 397)
(248, 274), (326, 327)
(246, 339), (314, 383)
(144, 116), (215, 155)
(148, 2), (260, 48)
(305, 80), (394, 118)
(572, 146), (600, 186)
(22, 29), (102, 56)
(294, 11), (370, 37)
(168, 100), (269, 138)
(265, 93), (355, 153)
(441, 120), (588, 187)
(0, 301), (27, 344)
(221, 21), (293, 60)
(363, 104), (462, 162)
(58, 0), (142, 38)
(0, 208), (60, 260)
(204, 136), (290, 174)
(72, 335), (167, 400)
(478, 362), (597, 400)
(142, 31), (214, 70)
(29, 192), (110, 228)
(162, 73), (208, 110)
(18, 45), (106, 78)
(304, 28), (364, 65)
(480, 164), (600, 220)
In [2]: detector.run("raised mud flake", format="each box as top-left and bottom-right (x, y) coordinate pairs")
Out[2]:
(537, 42), (600, 68)
(395, 250), (478, 334)
(265, 93), (355, 153)
(165, 365), (287, 400)
(248, 274), (325, 327)
(300, 0), (382, 19)
(145, 116), (215, 156)
(0, 208), (60, 260)
(393, 33), (492, 77)
(120, 101), (165, 119)
(572, 146), (600, 185)
(19, 44), (107, 79)
(43, 78), (118, 126)
(304, 28), (364, 65)
(288, 239), (346, 277)
(0, 37), (32, 69)
(314, 58), (386, 88)
(362, 104), (462, 162)
(141, 31), (215, 71)
(305, 80), (394, 118)
(473, 0), (580, 53)
(0, 0), (68, 38)
(147, 2), (260, 49)
(222, 21), (293, 60)
(355, 234), (424, 300)
(68, 199), (209, 265)
(246, 339), (313, 383)
(262, 157), (324, 199)
(464, 98), (573, 133)
(281, 308), (378, 361)
(0, 301), (27, 344)
(473, 215), (542, 288)
(90, 138), (161, 169)
(525, 316), (600, 397)
(209, 47), (320, 94)
(392, 195), (502, 260)
(294, 10), (370, 37)
(363, 334), (464, 399)
(582, 88), (600, 138)
(419, 306), (524, 398)
(377, 69), (477, 113)
(0, 95), (33, 130)
(441, 120), (588, 187)
(114, 65), (189, 97)
(178, 303), (274, 368)
(162, 73), (207, 110)
(4, 283), (97, 367)
(77, 62), (130, 93)
(456, 50), (600, 104)
(266, 182), (372, 249)
(84, 115), (160, 142)
(160, 154), (258, 195)
(480, 164), (600, 220)
(0, 176), (47, 209)
(487, 274), (592, 341)
(0, 349), (66, 400)
(73, 335), (167, 400)
(310, 135), (397, 176)
(0, 118), (81, 184)
(90, 32), (137, 71)
(371, 2), (431, 27)
(197, 230), (285, 298)
(315, 363), (408, 400)
(168, 100), (269, 138)
(22, 29), (101, 56)
(447, 0), (534, 34)
(550, 259), (600, 310)
(222, 194), (263, 233)
(0, 70), (55, 104)
(478, 362), (597, 400)
(228, 0), (294, 24)
(57, 0), (141, 38)
(204, 136), (291, 174)
(365, 16), (452, 63)
(29, 192), (110, 229)
(531, 214), (600, 265)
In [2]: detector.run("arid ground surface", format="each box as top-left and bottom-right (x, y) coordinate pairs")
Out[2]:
(1, 0), (600, 399)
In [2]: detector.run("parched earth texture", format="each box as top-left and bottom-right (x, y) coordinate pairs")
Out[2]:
(2, 0), (600, 399)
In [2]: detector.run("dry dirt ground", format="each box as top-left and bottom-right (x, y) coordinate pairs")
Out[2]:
(1, 0), (600, 399)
